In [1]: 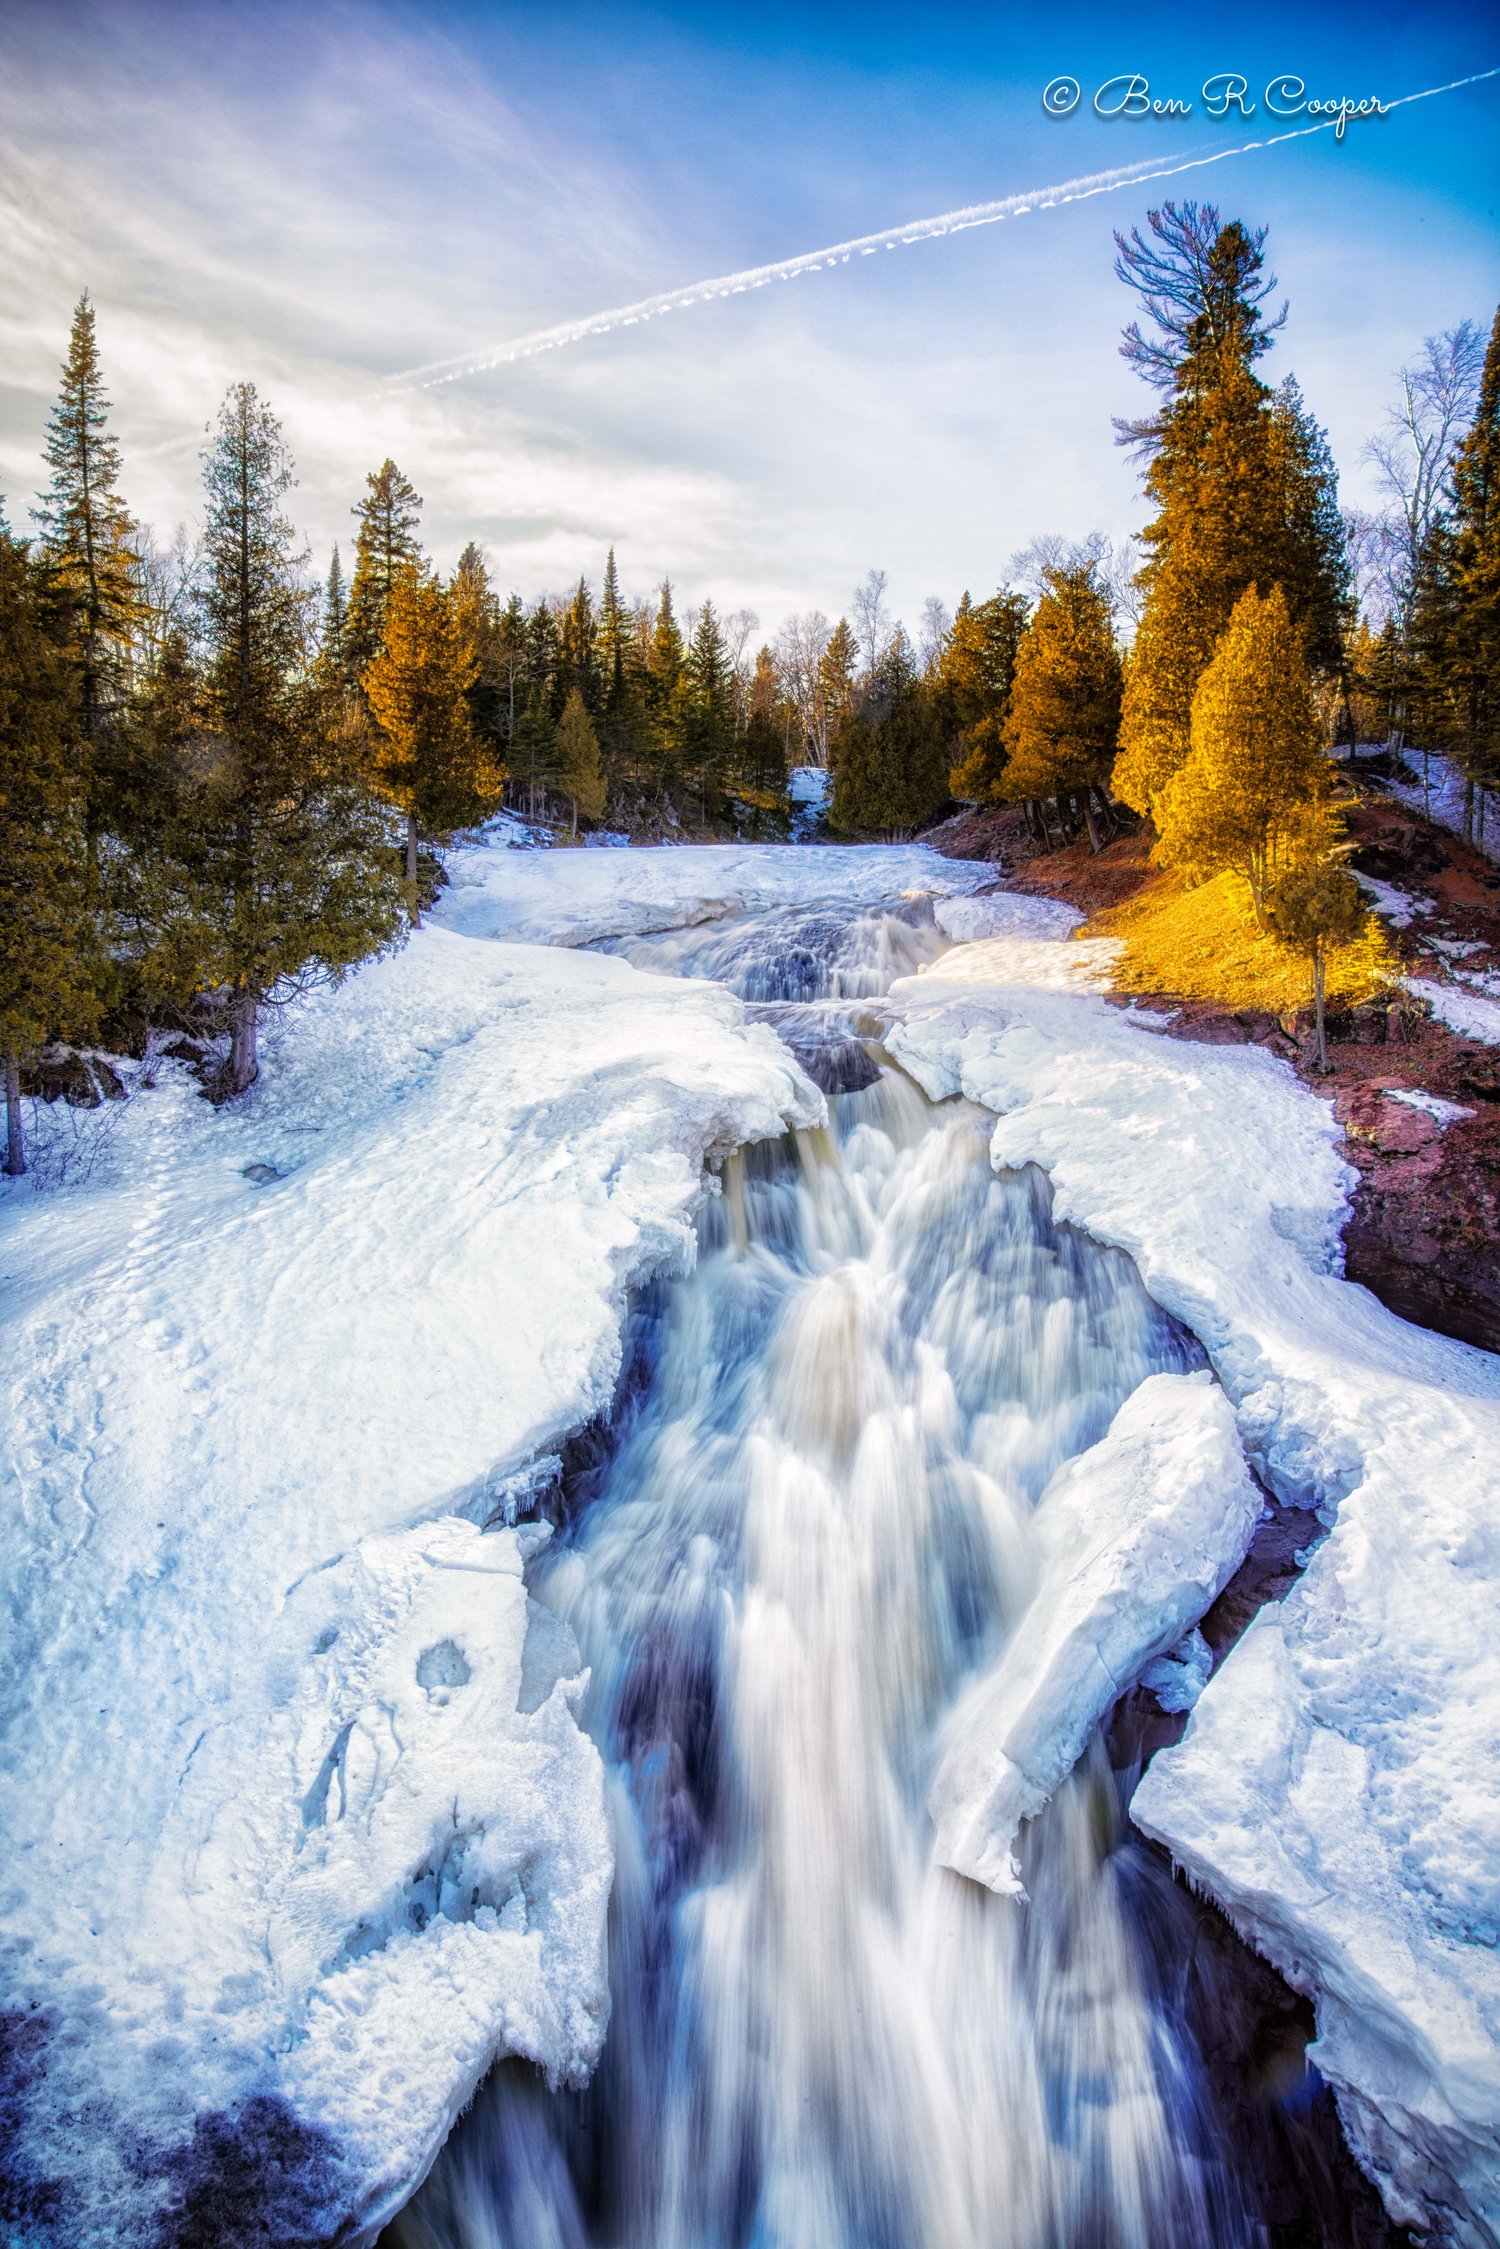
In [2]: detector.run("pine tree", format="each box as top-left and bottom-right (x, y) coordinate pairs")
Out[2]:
(0, 523), (96, 1174)
(1415, 302), (1500, 836)
(32, 293), (141, 746)
(682, 600), (735, 826)
(1265, 865), (1367, 1072)
(1112, 212), (1350, 821)
(1268, 376), (1352, 676)
(363, 567), (502, 911)
(322, 546), (347, 673)
(939, 587), (1030, 800)
(1115, 353), (1283, 814)
(830, 631), (947, 837)
(560, 576), (600, 714)
(450, 542), (504, 753)
(1001, 568), (1123, 849)
(816, 618), (857, 753)
(1155, 584), (1336, 920)
(178, 385), (403, 1093)
(345, 458), (423, 681)
(555, 688), (606, 836)
(646, 582), (686, 804)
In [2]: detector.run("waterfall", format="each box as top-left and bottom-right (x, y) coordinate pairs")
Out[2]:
(392, 902), (1259, 2249)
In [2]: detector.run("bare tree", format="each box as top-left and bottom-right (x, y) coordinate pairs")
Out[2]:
(130, 520), (201, 676)
(917, 595), (951, 674)
(773, 609), (833, 763)
(1113, 202), (1286, 393)
(723, 606), (759, 676)
(850, 567), (891, 675)
(1363, 321), (1485, 630)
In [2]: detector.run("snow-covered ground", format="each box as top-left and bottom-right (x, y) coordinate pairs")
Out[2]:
(1387, 748), (1500, 867)
(1404, 975), (1500, 1047)
(886, 943), (1500, 2245)
(0, 897), (823, 2242)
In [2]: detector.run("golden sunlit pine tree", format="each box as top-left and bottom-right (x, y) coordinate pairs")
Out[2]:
(363, 567), (503, 916)
(1155, 583), (1337, 922)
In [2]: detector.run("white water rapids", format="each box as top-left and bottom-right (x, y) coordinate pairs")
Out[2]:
(391, 896), (1273, 2247)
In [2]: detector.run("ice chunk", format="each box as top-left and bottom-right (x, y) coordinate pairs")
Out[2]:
(930, 1371), (1259, 1895)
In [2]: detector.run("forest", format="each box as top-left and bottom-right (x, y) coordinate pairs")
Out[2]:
(2, 201), (1497, 1169)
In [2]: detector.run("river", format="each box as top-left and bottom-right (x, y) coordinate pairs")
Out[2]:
(388, 891), (1369, 2249)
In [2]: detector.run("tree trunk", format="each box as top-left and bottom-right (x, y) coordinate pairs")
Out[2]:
(1465, 775), (1475, 846)
(3, 1052), (25, 1178)
(225, 990), (259, 1098)
(406, 808), (421, 927)
(571, 798), (578, 840)
(1314, 947), (1328, 1076)
(1082, 794), (1102, 855)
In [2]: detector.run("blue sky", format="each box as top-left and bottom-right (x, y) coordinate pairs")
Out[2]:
(0, 0), (1495, 634)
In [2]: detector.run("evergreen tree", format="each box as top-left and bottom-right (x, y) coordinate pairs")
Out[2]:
(1155, 584), (1336, 920)
(555, 687), (606, 836)
(345, 458), (422, 681)
(1415, 302), (1500, 835)
(32, 292), (141, 745)
(1268, 376), (1352, 676)
(939, 587), (1030, 801)
(646, 581), (686, 802)
(1265, 864), (1367, 1073)
(830, 631), (947, 837)
(322, 546), (347, 672)
(178, 385), (403, 1093)
(1112, 211), (1350, 820)
(682, 600), (735, 826)
(363, 567), (502, 910)
(1001, 568), (1123, 850)
(816, 618), (857, 753)
(1114, 353), (1283, 815)
(451, 542), (504, 752)
(0, 523), (95, 1174)
(559, 576), (600, 714)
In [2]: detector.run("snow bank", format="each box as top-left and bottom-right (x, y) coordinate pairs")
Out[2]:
(929, 1371), (1260, 1896)
(932, 892), (1081, 944)
(0, 922), (821, 2244)
(885, 949), (1500, 2243)
(1387, 750), (1500, 867)
(438, 837), (991, 947)
(1405, 975), (1500, 1047)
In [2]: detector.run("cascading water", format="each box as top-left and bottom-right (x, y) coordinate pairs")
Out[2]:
(391, 899), (1264, 2249)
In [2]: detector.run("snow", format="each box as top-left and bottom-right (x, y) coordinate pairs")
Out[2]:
(437, 836), (993, 948)
(912, 932), (1122, 992)
(1387, 750), (1500, 867)
(0, 904), (822, 2243)
(929, 1370), (1260, 1896)
(932, 891), (1082, 944)
(1353, 872), (1431, 927)
(1384, 1088), (1476, 1127)
(788, 764), (831, 807)
(885, 942), (1500, 2243)
(1405, 976), (1500, 1046)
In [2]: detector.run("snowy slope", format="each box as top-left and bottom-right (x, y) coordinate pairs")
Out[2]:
(887, 946), (1500, 2243)
(0, 917), (821, 2245)
(439, 833), (993, 946)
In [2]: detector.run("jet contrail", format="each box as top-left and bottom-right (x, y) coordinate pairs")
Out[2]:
(387, 67), (1499, 391)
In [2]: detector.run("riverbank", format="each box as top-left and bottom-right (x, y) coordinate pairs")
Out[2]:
(931, 783), (1500, 1355)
